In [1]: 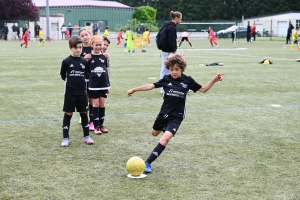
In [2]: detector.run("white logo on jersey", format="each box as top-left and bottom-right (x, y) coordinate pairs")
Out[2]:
(94, 117), (99, 120)
(91, 60), (95, 63)
(63, 126), (69, 129)
(93, 66), (105, 77)
(99, 58), (105, 63)
(168, 82), (172, 86)
(152, 152), (158, 157)
(70, 64), (74, 68)
(80, 63), (85, 69)
(83, 52), (86, 55)
(173, 128), (177, 132)
(168, 89), (173, 93)
(180, 82), (187, 88)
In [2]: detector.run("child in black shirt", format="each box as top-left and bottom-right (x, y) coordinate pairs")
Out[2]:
(127, 52), (224, 173)
(88, 36), (110, 135)
(60, 36), (95, 147)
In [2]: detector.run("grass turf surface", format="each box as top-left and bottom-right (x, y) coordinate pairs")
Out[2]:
(0, 37), (299, 199)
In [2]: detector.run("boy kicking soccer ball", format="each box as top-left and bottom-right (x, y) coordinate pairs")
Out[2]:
(127, 52), (224, 173)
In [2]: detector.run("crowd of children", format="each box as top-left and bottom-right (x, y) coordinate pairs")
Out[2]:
(60, 27), (111, 147)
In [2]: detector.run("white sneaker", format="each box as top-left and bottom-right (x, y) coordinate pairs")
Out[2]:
(61, 138), (70, 147)
(82, 136), (94, 145)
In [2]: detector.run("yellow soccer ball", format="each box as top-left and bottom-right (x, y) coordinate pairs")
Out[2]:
(126, 157), (145, 176)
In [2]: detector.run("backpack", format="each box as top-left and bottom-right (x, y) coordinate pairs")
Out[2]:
(156, 24), (170, 50)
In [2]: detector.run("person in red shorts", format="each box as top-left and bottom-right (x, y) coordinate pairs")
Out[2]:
(208, 26), (218, 47)
(20, 28), (28, 48)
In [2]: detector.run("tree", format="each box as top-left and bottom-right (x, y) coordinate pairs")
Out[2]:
(133, 6), (157, 23)
(0, 0), (39, 21)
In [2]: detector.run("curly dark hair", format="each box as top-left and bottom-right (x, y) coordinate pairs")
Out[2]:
(164, 52), (187, 72)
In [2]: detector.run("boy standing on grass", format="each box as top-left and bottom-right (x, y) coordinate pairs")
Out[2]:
(103, 26), (110, 38)
(60, 36), (95, 147)
(127, 53), (224, 173)
(116, 29), (123, 46)
(20, 28), (28, 48)
(38, 28), (45, 46)
(208, 26), (218, 47)
(177, 29), (193, 48)
(290, 26), (300, 50)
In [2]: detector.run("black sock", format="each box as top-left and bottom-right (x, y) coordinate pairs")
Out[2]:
(93, 107), (99, 128)
(146, 143), (166, 164)
(80, 113), (89, 137)
(89, 104), (93, 122)
(179, 42), (182, 46)
(99, 107), (105, 127)
(189, 42), (192, 46)
(62, 113), (72, 138)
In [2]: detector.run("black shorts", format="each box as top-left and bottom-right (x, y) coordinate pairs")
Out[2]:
(152, 114), (183, 135)
(63, 94), (88, 113)
(89, 90), (108, 99)
(181, 37), (189, 42)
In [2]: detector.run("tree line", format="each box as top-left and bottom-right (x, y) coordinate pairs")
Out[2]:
(115, 0), (298, 21)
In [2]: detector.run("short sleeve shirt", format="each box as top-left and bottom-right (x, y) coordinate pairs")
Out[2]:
(88, 54), (110, 90)
(154, 74), (202, 119)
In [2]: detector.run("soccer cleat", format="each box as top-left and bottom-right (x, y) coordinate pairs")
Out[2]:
(94, 127), (102, 135)
(61, 138), (70, 147)
(216, 45), (219, 47)
(82, 136), (94, 145)
(100, 126), (108, 133)
(144, 162), (152, 173)
(89, 122), (94, 131)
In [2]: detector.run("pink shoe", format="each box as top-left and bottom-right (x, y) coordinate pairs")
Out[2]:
(89, 122), (94, 131)
(94, 127), (102, 135)
(100, 126), (108, 133)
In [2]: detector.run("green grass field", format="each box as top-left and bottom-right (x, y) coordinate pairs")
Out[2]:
(0, 37), (299, 199)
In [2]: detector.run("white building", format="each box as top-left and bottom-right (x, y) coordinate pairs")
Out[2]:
(242, 11), (300, 37)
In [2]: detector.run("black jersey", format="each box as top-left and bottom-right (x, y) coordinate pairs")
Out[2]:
(88, 54), (110, 90)
(81, 46), (93, 57)
(81, 46), (93, 81)
(60, 55), (88, 95)
(154, 74), (202, 119)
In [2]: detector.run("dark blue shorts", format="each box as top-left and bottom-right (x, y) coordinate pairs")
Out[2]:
(152, 113), (183, 135)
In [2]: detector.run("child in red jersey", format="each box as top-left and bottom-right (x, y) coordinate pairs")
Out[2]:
(116, 29), (123, 46)
(208, 26), (218, 47)
(20, 28), (28, 48)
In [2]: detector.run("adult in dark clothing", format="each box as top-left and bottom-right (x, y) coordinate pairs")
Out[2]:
(246, 21), (251, 43)
(286, 21), (294, 44)
(140, 24), (145, 34)
(17, 25), (20, 39)
(2, 23), (8, 40)
(22, 24), (28, 39)
(68, 23), (73, 37)
(12, 23), (18, 40)
(35, 23), (40, 38)
(159, 11), (182, 93)
(92, 24), (99, 35)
